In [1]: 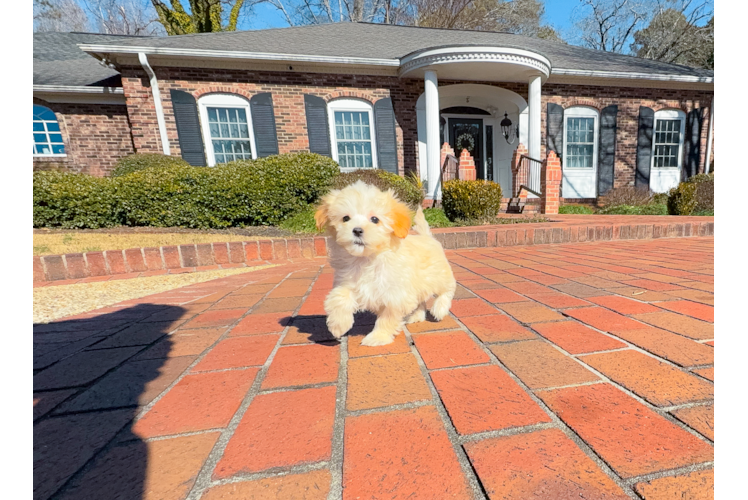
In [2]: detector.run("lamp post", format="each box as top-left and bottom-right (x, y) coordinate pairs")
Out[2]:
(500, 113), (518, 144)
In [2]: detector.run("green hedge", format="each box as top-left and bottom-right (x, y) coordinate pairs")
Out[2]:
(33, 172), (118, 228)
(667, 173), (714, 215)
(597, 203), (668, 215)
(34, 153), (340, 229)
(334, 169), (424, 208)
(442, 179), (503, 222)
(111, 153), (189, 177)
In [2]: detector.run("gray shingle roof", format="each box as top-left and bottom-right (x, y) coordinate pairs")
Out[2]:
(84, 22), (713, 79)
(34, 32), (142, 87)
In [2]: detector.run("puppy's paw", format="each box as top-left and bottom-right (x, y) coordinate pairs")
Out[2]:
(405, 307), (426, 324)
(430, 296), (452, 321)
(326, 313), (354, 339)
(360, 330), (395, 346)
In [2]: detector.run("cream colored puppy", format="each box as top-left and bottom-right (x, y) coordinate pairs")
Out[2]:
(315, 180), (456, 346)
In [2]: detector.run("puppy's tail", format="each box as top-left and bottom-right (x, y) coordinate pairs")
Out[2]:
(412, 206), (431, 236)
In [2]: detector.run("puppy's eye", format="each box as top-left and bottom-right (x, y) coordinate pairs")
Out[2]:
(342, 216), (350, 222)
(370, 216), (379, 224)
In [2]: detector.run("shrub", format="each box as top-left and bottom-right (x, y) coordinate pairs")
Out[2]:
(667, 173), (714, 215)
(423, 208), (454, 228)
(33, 172), (119, 228)
(599, 186), (653, 207)
(34, 153), (340, 229)
(111, 153), (189, 177)
(441, 179), (503, 222)
(334, 169), (424, 208)
(278, 205), (321, 234)
(559, 204), (594, 214)
(597, 203), (668, 215)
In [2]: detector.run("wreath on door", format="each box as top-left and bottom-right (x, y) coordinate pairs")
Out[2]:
(456, 133), (475, 153)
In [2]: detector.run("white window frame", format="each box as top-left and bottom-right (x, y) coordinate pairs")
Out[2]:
(33, 105), (66, 158)
(327, 98), (378, 170)
(562, 106), (599, 170)
(651, 109), (686, 171)
(198, 94), (257, 167)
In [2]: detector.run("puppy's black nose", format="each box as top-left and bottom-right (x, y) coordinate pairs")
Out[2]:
(353, 227), (364, 237)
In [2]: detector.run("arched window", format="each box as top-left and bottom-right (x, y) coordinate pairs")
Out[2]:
(33, 105), (65, 156)
(197, 94), (256, 166)
(327, 99), (378, 169)
(652, 109), (686, 170)
(563, 106), (599, 170)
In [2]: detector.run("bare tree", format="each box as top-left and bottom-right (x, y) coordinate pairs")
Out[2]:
(84, 0), (166, 35)
(573, 0), (650, 52)
(631, 1), (712, 67)
(34, 0), (91, 32)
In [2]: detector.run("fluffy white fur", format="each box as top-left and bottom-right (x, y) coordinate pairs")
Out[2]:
(315, 181), (456, 346)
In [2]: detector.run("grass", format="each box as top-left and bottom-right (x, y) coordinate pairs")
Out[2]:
(33, 232), (264, 256)
(596, 203), (668, 215)
(559, 204), (594, 215)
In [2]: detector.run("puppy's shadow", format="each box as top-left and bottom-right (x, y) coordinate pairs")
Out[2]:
(281, 312), (378, 344)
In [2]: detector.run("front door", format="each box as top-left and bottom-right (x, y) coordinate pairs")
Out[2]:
(449, 118), (484, 179)
(562, 112), (598, 198)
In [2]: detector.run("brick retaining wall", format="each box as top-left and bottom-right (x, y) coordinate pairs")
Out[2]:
(34, 217), (714, 285)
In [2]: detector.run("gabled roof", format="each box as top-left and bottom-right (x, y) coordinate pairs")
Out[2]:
(34, 32), (144, 87)
(80, 22), (713, 80)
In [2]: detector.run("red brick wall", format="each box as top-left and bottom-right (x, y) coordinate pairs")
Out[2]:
(32, 98), (135, 177)
(541, 84), (713, 188)
(119, 67), (713, 191)
(120, 67), (425, 176)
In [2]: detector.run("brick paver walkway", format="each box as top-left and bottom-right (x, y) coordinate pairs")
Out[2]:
(34, 237), (714, 500)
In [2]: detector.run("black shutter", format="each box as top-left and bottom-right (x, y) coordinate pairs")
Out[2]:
(250, 92), (279, 157)
(304, 94), (331, 157)
(597, 105), (618, 196)
(635, 106), (655, 188)
(685, 108), (704, 178)
(546, 103), (564, 160)
(170, 90), (206, 166)
(374, 97), (398, 173)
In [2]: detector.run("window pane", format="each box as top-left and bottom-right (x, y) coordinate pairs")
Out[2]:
(210, 122), (220, 137)
(49, 134), (63, 144)
(35, 144), (51, 154)
(565, 117), (595, 168)
(652, 118), (682, 168)
(33, 105), (57, 121)
(220, 123), (230, 138)
(208, 108), (218, 121)
(52, 144), (65, 154)
(333, 109), (374, 168)
(46, 122), (60, 132)
(34, 133), (47, 144)
(33, 122), (44, 132)
(230, 124), (240, 138)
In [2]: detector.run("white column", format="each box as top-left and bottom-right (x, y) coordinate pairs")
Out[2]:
(424, 70), (441, 199)
(705, 96), (714, 174)
(528, 75), (541, 160)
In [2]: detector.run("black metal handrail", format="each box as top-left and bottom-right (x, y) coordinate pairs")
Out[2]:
(515, 154), (543, 197)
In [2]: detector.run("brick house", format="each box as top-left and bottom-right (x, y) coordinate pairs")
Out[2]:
(33, 23), (714, 202)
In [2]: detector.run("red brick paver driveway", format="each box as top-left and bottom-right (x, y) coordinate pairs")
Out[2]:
(34, 237), (714, 500)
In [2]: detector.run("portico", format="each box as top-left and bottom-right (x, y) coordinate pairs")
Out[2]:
(400, 46), (551, 200)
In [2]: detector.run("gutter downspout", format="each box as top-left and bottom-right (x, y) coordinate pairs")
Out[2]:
(705, 96), (714, 174)
(138, 52), (171, 155)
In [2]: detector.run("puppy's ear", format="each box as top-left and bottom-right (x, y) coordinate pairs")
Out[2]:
(388, 198), (413, 239)
(314, 191), (337, 231)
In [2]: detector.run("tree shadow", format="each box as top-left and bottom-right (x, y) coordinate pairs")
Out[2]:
(282, 311), (379, 344)
(33, 303), (184, 500)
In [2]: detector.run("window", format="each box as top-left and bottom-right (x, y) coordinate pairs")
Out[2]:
(652, 109), (685, 169)
(563, 107), (599, 169)
(327, 99), (377, 169)
(198, 94), (256, 166)
(33, 105), (65, 156)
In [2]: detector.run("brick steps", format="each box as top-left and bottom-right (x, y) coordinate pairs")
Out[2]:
(34, 217), (714, 285)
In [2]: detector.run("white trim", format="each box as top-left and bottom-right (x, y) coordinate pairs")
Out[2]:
(562, 106), (600, 198)
(138, 52), (170, 155)
(80, 44), (400, 67)
(326, 98), (378, 171)
(400, 46), (551, 79)
(32, 85), (124, 94)
(552, 68), (713, 84)
(705, 97), (714, 174)
(33, 154), (68, 158)
(528, 76), (542, 160)
(197, 93), (257, 167)
(649, 108), (687, 193)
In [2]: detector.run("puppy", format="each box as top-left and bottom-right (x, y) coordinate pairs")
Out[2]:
(314, 180), (456, 346)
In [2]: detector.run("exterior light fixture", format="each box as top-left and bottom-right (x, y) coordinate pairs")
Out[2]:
(500, 112), (518, 144)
